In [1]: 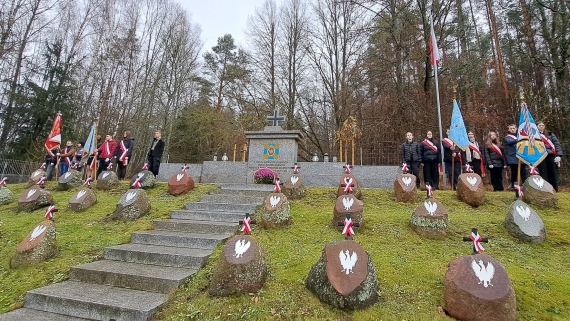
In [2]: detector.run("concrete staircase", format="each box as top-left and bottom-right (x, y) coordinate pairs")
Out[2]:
(0, 184), (272, 321)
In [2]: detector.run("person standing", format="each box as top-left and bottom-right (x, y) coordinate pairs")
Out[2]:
(401, 132), (422, 188)
(97, 134), (117, 177)
(504, 124), (527, 189)
(537, 121), (563, 192)
(115, 131), (134, 180)
(72, 142), (85, 171)
(58, 141), (76, 176)
(420, 131), (440, 189)
(442, 129), (462, 189)
(483, 131), (507, 191)
(86, 135), (101, 180)
(466, 131), (484, 176)
(147, 130), (165, 176)
(44, 146), (60, 181)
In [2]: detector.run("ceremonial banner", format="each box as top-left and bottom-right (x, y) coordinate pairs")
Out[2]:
(449, 100), (469, 151)
(430, 17), (440, 66)
(45, 113), (62, 151)
(516, 101), (547, 167)
(83, 123), (97, 158)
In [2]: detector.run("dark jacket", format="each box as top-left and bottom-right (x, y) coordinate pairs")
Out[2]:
(540, 131), (563, 156)
(115, 138), (134, 159)
(148, 139), (165, 158)
(483, 143), (506, 167)
(44, 147), (60, 165)
(401, 141), (422, 162)
(504, 134), (518, 165)
(443, 140), (461, 163)
(420, 139), (440, 162)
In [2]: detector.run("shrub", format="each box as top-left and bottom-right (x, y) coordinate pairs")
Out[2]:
(253, 167), (277, 184)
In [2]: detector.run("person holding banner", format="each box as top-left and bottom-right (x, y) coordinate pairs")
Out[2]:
(466, 131), (484, 177)
(114, 131), (134, 180)
(420, 131), (440, 190)
(44, 146), (60, 181)
(97, 134), (117, 177)
(401, 132), (422, 188)
(483, 131), (507, 191)
(58, 141), (76, 176)
(504, 124), (527, 190)
(443, 129), (462, 190)
(537, 121), (563, 192)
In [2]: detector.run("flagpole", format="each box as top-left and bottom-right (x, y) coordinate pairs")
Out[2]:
(434, 55), (446, 191)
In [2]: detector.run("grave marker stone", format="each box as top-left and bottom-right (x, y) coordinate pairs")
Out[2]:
(11, 220), (58, 267)
(95, 171), (119, 190)
(0, 177), (13, 205)
(108, 189), (151, 221)
(504, 199), (545, 243)
(129, 170), (156, 189)
(522, 175), (557, 208)
(456, 173), (486, 207)
(57, 169), (83, 190)
(410, 190), (448, 239)
(168, 165), (195, 195)
(68, 187), (97, 212)
(17, 185), (54, 212)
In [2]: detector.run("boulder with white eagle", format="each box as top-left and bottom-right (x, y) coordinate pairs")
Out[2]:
(336, 174), (362, 199)
(10, 220), (58, 268)
(67, 187), (98, 212)
(504, 199), (546, 243)
(0, 184), (13, 205)
(108, 188), (151, 221)
(394, 173), (417, 203)
(27, 168), (46, 187)
(57, 169), (83, 190)
(95, 170), (120, 190)
(129, 170), (156, 189)
(333, 194), (364, 231)
(410, 197), (448, 239)
(522, 175), (558, 209)
(282, 174), (306, 199)
(456, 173), (486, 207)
(17, 185), (54, 212)
(208, 235), (267, 296)
(262, 192), (291, 228)
(167, 171), (194, 195)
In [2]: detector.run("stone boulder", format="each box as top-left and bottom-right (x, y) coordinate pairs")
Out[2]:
(17, 186), (54, 212)
(336, 174), (362, 199)
(28, 169), (46, 186)
(305, 240), (379, 310)
(444, 254), (516, 321)
(209, 235), (267, 296)
(0, 186), (13, 205)
(109, 189), (151, 221)
(57, 169), (83, 190)
(410, 198), (448, 239)
(67, 188), (98, 212)
(523, 175), (558, 209)
(332, 194), (364, 231)
(130, 170), (156, 189)
(282, 174), (306, 200)
(167, 171), (195, 196)
(457, 173), (486, 207)
(96, 171), (120, 190)
(10, 221), (58, 268)
(262, 192), (291, 228)
(394, 174), (417, 203)
(504, 199), (546, 243)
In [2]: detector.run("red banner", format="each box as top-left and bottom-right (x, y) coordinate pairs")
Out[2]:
(45, 113), (62, 151)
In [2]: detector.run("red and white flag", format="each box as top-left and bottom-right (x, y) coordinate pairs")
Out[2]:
(45, 205), (57, 220)
(40, 162), (47, 169)
(37, 177), (46, 186)
(142, 163), (149, 170)
(429, 17), (440, 66)
(83, 177), (92, 187)
(341, 217), (355, 237)
(240, 214), (252, 234)
(132, 178), (142, 189)
(45, 113), (62, 152)
(470, 231), (485, 253)
(0, 177), (7, 187)
(274, 178), (281, 192)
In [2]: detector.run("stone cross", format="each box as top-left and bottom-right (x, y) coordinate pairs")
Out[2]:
(266, 109), (286, 127)
(401, 162), (409, 173)
(513, 184), (523, 199)
(338, 214), (360, 240)
(274, 177), (283, 192)
(340, 177), (355, 194)
(239, 213), (257, 235)
(462, 228), (488, 255)
(343, 163), (352, 174)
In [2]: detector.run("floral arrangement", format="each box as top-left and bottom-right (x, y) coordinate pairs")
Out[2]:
(253, 167), (277, 184)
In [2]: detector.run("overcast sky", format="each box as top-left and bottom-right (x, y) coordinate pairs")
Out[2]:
(175, 0), (275, 52)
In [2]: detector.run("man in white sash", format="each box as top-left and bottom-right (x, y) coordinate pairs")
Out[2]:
(504, 124), (527, 189)
(537, 121), (563, 192)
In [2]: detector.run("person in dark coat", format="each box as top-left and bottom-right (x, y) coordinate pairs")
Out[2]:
(44, 146), (60, 181)
(504, 124), (527, 189)
(537, 121), (563, 192)
(466, 131), (484, 177)
(401, 132), (422, 188)
(115, 130), (134, 180)
(483, 131), (507, 191)
(147, 130), (165, 176)
(420, 130), (440, 190)
(442, 129), (462, 190)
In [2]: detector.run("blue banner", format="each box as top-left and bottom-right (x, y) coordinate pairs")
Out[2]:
(83, 123), (97, 157)
(449, 100), (469, 151)
(516, 102), (547, 167)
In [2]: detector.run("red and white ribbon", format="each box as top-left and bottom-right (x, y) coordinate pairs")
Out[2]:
(401, 162), (409, 172)
(83, 177), (92, 187)
(0, 177), (7, 187)
(541, 134), (557, 156)
(293, 164), (299, 174)
(529, 166), (539, 175)
(119, 141), (128, 164)
(37, 177), (46, 186)
(40, 162), (47, 169)
(470, 231), (485, 253)
(181, 165), (189, 172)
(423, 139), (437, 152)
(514, 184), (524, 199)
(341, 217), (355, 237)
(45, 205), (56, 220)
(465, 163), (473, 173)
(105, 141), (111, 156)
(240, 216), (252, 234)
(142, 163), (149, 170)
(132, 178), (142, 188)
(274, 179), (281, 192)
(344, 164), (351, 174)
(490, 143), (503, 159)
(426, 184), (434, 198)
(71, 162), (78, 169)
(48, 150), (55, 157)
(107, 162), (113, 170)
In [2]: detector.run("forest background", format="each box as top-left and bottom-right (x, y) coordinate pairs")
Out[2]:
(1, 0), (569, 183)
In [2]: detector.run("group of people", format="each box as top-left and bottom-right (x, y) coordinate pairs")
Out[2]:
(401, 121), (563, 192)
(44, 130), (165, 181)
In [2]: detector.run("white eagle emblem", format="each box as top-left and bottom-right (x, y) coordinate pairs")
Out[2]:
(63, 172), (70, 179)
(339, 250), (358, 275)
(424, 200), (437, 216)
(125, 191), (137, 202)
(533, 176), (544, 189)
(76, 190), (87, 200)
(234, 239), (251, 258)
(516, 205), (531, 221)
(344, 177), (353, 186)
(342, 197), (354, 210)
(102, 172), (109, 179)
(138, 172), (144, 178)
(402, 176), (412, 186)
(471, 260), (495, 287)
(467, 176), (478, 186)
(290, 176), (299, 185)
(269, 195), (281, 207)
(29, 225), (47, 242)
(176, 173), (184, 182)
(33, 171), (41, 177)
(26, 189), (37, 199)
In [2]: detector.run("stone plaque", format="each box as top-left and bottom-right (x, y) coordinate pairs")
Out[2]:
(394, 173), (417, 203)
(167, 171), (195, 195)
(17, 221), (53, 253)
(325, 240), (367, 296)
(504, 199), (546, 243)
(224, 235), (256, 265)
(523, 175), (557, 209)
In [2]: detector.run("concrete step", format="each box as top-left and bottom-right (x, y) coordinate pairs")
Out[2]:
(219, 184), (275, 192)
(154, 219), (238, 234)
(130, 230), (231, 249)
(199, 194), (266, 205)
(104, 243), (212, 268)
(208, 188), (270, 197)
(170, 209), (246, 223)
(24, 281), (168, 321)
(70, 260), (196, 294)
(0, 308), (90, 321)
(185, 202), (258, 213)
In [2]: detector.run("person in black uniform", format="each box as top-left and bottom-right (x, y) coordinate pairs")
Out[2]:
(147, 130), (165, 176)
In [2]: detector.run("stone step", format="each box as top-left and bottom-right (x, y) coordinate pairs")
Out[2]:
(220, 184), (275, 192)
(208, 188), (269, 197)
(24, 281), (168, 321)
(70, 260), (196, 294)
(170, 209), (247, 223)
(130, 230), (231, 249)
(199, 194), (266, 205)
(185, 202), (258, 213)
(154, 219), (238, 234)
(104, 243), (212, 268)
(0, 308), (90, 321)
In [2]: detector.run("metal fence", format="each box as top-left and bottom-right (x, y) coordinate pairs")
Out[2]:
(0, 158), (42, 183)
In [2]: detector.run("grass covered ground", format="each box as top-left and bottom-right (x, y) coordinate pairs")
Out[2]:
(0, 182), (569, 320)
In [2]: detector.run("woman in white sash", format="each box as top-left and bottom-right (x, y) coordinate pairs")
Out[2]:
(420, 131), (440, 190)
(483, 131), (506, 191)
